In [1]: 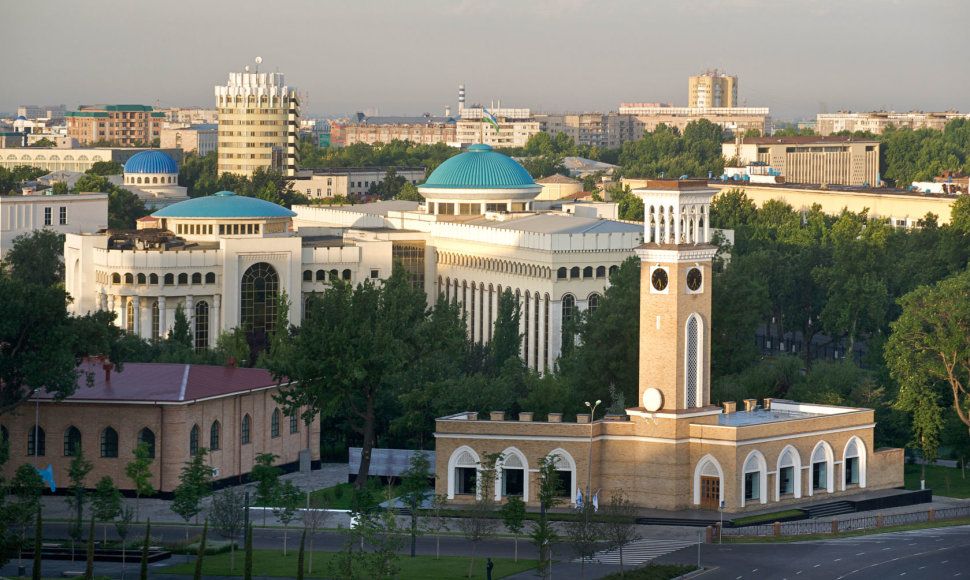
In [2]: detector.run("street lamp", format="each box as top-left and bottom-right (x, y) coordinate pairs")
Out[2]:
(583, 399), (601, 566)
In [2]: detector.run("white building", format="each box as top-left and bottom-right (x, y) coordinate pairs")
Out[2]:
(108, 150), (189, 208)
(1, 192), (108, 256)
(65, 145), (643, 369)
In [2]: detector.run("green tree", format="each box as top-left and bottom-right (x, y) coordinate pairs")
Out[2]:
(171, 447), (215, 535)
(125, 441), (155, 521)
(605, 183), (644, 221)
(10, 464), (43, 567)
(2, 230), (66, 288)
(599, 492), (642, 577)
(422, 494), (449, 560)
(193, 519), (208, 580)
(139, 520), (150, 580)
(91, 476), (122, 544)
(566, 501), (599, 580)
(458, 452), (502, 578)
(66, 446), (94, 543)
(210, 486), (246, 571)
(250, 452), (281, 525)
(87, 161), (124, 176)
(51, 181), (69, 195)
(490, 288), (523, 371)
(84, 515), (95, 580)
(268, 264), (427, 489)
(396, 181), (424, 202)
(169, 303), (192, 348)
(272, 481), (303, 556)
(244, 522), (253, 580)
(531, 454), (564, 580)
(296, 527), (306, 580)
(399, 452), (434, 558)
(500, 495), (526, 562)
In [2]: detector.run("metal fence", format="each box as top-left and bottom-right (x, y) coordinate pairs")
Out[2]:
(721, 506), (969, 538)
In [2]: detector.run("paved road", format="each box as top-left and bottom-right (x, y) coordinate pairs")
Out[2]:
(658, 524), (970, 579)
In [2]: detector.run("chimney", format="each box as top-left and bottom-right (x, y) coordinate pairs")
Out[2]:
(722, 401), (737, 414)
(548, 413), (563, 423)
(764, 398), (773, 410)
(743, 398), (758, 412)
(103, 362), (114, 381)
(490, 411), (505, 421)
(519, 412), (534, 422)
(577, 413), (591, 424)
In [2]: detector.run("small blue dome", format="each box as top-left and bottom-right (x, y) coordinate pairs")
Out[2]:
(124, 151), (179, 174)
(16, 115), (26, 120)
(152, 191), (296, 219)
(421, 144), (536, 189)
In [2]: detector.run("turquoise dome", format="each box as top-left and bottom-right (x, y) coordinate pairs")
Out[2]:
(421, 144), (536, 189)
(152, 191), (296, 219)
(124, 151), (179, 174)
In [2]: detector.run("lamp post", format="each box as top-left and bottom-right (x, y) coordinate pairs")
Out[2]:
(583, 399), (601, 566)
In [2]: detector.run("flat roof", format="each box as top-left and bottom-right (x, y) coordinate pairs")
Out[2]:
(466, 213), (642, 235)
(736, 136), (879, 145)
(31, 361), (284, 404)
(322, 200), (420, 215)
(718, 407), (822, 426)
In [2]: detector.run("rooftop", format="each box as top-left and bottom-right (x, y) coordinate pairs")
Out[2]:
(536, 173), (581, 185)
(466, 213), (643, 235)
(718, 407), (822, 426)
(738, 136), (880, 145)
(420, 144), (538, 190)
(31, 361), (285, 404)
(319, 200), (420, 215)
(152, 191), (296, 219)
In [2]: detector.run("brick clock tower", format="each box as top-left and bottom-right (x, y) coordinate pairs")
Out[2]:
(634, 180), (719, 413)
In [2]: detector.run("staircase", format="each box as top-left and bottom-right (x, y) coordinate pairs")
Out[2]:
(804, 500), (856, 519)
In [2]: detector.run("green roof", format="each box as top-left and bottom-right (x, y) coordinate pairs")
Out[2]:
(103, 105), (155, 112)
(421, 144), (537, 189)
(65, 111), (109, 118)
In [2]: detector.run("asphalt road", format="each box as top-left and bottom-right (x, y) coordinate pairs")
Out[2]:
(658, 524), (970, 579)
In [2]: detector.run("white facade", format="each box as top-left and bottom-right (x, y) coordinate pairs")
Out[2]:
(1, 193), (108, 256)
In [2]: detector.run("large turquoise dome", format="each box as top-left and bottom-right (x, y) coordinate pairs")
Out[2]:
(124, 150), (179, 174)
(421, 144), (537, 189)
(152, 191), (296, 219)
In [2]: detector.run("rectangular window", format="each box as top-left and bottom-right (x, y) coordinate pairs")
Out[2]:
(813, 462), (827, 490)
(44, 207), (52, 226)
(779, 466), (794, 495)
(503, 469), (524, 496)
(370, 269), (380, 279)
(59, 206), (67, 225)
(845, 457), (859, 485)
(744, 471), (760, 501)
(455, 467), (476, 495)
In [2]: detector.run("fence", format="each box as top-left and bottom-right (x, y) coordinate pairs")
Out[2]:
(720, 504), (970, 538)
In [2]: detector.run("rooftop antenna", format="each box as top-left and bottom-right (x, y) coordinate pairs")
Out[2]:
(254, 56), (262, 74)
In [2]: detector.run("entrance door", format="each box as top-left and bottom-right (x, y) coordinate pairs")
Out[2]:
(700, 476), (720, 510)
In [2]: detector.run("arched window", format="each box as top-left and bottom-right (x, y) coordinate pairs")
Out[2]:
(64, 426), (81, 457)
(124, 273), (134, 285)
(241, 262), (279, 335)
(557, 267), (567, 279)
(210, 421), (220, 450)
(195, 301), (209, 352)
(164, 273), (174, 285)
(126, 300), (134, 332)
(189, 424), (200, 456)
(596, 266), (606, 278)
(588, 293), (600, 314)
(191, 272), (202, 285)
(112, 273), (121, 284)
(609, 265), (619, 275)
(546, 449), (576, 501)
(448, 446), (480, 498)
(570, 266), (580, 279)
(137, 177), (142, 184)
(28, 426), (45, 456)
(561, 294), (575, 324)
(241, 414), (252, 444)
(499, 448), (528, 499)
(149, 273), (158, 285)
(776, 445), (802, 500)
(101, 427), (118, 458)
(303, 270), (312, 281)
(685, 314), (702, 408)
(316, 270), (326, 281)
(741, 451), (767, 507)
(343, 269), (352, 281)
(843, 437), (867, 489)
(137, 427), (155, 458)
(582, 266), (593, 279)
(178, 273), (188, 285)
(271, 408), (281, 438)
(290, 413), (299, 434)
(205, 272), (216, 284)
(811, 441), (834, 494)
(137, 273), (146, 285)
(153, 176), (158, 184)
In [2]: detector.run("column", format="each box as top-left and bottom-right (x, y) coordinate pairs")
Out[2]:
(158, 296), (167, 339)
(212, 294), (222, 349)
(703, 206), (710, 243)
(674, 206), (682, 244)
(518, 291), (526, 360)
(98, 291), (106, 311)
(133, 296), (141, 337)
(186, 294), (194, 324)
(537, 295), (546, 373)
(108, 294), (116, 318)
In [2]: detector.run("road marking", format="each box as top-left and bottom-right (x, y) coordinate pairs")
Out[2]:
(796, 572), (802, 575)
(883, 547), (892, 550)
(835, 558), (842, 562)
(942, 560), (949, 564)
(856, 552), (865, 556)
(815, 564), (822, 568)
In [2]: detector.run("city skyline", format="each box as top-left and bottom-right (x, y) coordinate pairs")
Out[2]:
(4, 0), (969, 121)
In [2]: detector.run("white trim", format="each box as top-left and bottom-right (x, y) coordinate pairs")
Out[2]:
(446, 445), (480, 500)
(741, 450), (768, 507)
(693, 454), (724, 507)
(841, 436), (867, 490)
(547, 448), (577, 505)
(692, 423), (877, 447)
(775, 445), (802, 501)
(626, 408), (722, 420)
(684, 313), (704, 409)
(809, 440), (835, 496)
(497, 446), (530, 502)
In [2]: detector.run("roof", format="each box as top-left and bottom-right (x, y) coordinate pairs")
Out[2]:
(124, 150), (179, 174)
(536, 173), (581, 185)
(152, 191), (296, 219)
(738, 136), (880, 145)
(466, 213), (642, 235)
(31, 362), (285, 404)
(421, 144), (537, 190)
(354, 116), (455, 126)
(322, 200), (420, 215)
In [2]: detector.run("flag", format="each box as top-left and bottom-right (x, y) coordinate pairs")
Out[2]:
(482, 108), (500, 132)
(592, 490), (599, 512)
(576, 488), (584, 510)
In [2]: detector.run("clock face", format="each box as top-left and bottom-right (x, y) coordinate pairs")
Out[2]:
(686, 267), (703, 291)
(651, 268), (668, 291)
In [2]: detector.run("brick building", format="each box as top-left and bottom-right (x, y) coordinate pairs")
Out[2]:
(65, 105), (165, 146)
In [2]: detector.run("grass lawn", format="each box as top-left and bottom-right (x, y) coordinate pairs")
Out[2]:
(904, 463), (970, 498)
(158, 549), (537, 579)
(597, 563), (697, 580)
(732, 509), (805, 526)
(308, 482), (402, 510)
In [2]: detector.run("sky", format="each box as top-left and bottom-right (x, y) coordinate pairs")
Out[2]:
(4, 0), (969, 121)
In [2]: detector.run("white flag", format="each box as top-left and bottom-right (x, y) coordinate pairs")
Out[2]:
(592, 490), (599, 512)
(576, 488), (584, 509)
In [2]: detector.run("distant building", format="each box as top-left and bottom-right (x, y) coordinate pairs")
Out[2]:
(159, 107), (219, 125)
(0, 192), (108, 256)
(455, 106), (540, 148)
(331, 115), (456, 147)
(816, 111), (970, 135)
(723, 136), (880, 186)
(619, 104), (769, 136)
(688, 70), (738, 108)
(17, 105), (66, 122)
(0, 147), (183, 174)
(109, 150), (189, 208)
(292, 167), (426, 200)
(215, 66), (299, 178)
(160, 124), (218, 156)
(65, 105), (165, 146)
(535, 173), (584, 201)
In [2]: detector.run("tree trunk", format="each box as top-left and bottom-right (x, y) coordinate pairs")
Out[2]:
(410, 511), (417, 557)
(514, 534), (518, 562)
(468, 541), (477, 578)
(230, 539), (235, 571)
(354, 394), (378, 490)
(296, 528), (306, 580)
(85, 517), (95, 580)
(619, 544), (624, 576)
(436, 533), (440, 560)
(283, 525), (288, 557)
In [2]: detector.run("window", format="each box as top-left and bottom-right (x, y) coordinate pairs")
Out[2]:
(44, 207), (52, 226)
(149, 273), (158, 285)
(191, 272), (202, 285)
(164, 273), (174, 285)
(64, 426), (81, 457)
(137, 273), (146, 285)
(271, 408), (281, 438)
(178, 273), (188, 285)
(205, 272), (216, 284)
(241, 414), (252, 444)
(583, 266), (593, 278)
(290, 413), (299, 434)
(557, 267), (567, 279)
(189, 424), (200, 455)
(59, 206), (67, 225)
(124, 273), (134, 285)
(813, 461), (827, 491)
(502, 454), (525, 496)
(112, 273), (121, 284)
(370, 269), (379, 279)
(779, 466), (794, 495)
(685, 314), (701, 408)
(561, 294), (575, 324)
(303, 270), (312, 281)
(845, 457), (859, 485)
(570, 266), (580, 279)
(100, 427), (118, 458)
(210, 421), (220, 450)
(28, 426), (45, 456)
(241, 263), (279, 335)
(744, 471), (760, 501)
(126, 300), (134, 332)
(596, 265), (606, 278)
(137, 428), (155, 458)
(195, 300), (209, 352)
(588, 293), (600, 314)
(456, 467), (477, 495)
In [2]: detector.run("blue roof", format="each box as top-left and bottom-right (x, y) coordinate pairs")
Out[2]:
(124, 150), (179, 174)
(152, 191), (296, 219)
(421, 144), (537, 189)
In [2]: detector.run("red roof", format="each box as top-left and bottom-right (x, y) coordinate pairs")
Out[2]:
(136, 216), (160, 222)
(32, 362), (286, 404)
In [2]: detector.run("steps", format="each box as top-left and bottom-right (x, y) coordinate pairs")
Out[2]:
(804, 500), (856, 519)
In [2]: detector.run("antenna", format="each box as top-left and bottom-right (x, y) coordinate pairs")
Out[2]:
(255, 56), (262, 74)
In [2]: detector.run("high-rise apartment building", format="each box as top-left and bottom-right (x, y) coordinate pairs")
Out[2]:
(215, 65), (299, 177)
(688, 70), (737, 108)
(65, 105), (164, 146)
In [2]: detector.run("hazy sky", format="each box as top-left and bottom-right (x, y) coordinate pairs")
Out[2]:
(4, 0), (968, 120)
